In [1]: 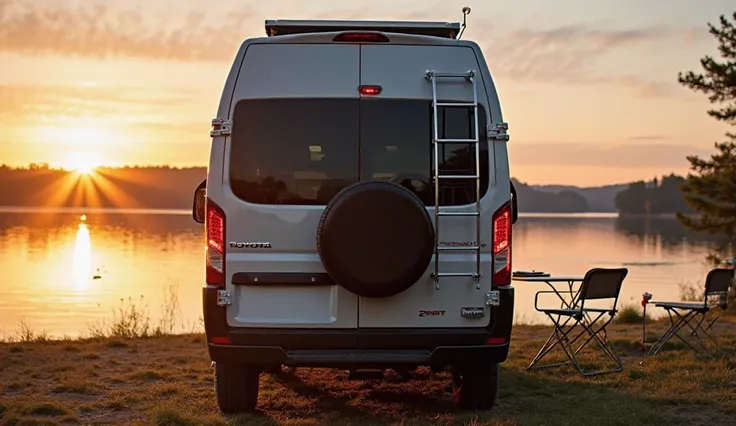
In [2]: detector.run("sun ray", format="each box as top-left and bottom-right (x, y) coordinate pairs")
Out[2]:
(95, 166), (167, 188)
(78, 175), (104, 208)
(86, 172), (143, 209)
(34, 172), (83, 207)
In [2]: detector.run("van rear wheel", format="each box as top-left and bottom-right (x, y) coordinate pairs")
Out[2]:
(452, 361), (499, 410)
(214, 362), (260, 414)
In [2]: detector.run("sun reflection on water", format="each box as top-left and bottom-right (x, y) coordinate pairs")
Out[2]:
(73, 220), (92, 291)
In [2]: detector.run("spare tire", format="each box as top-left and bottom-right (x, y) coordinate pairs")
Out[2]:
(317, 180), (435, 298)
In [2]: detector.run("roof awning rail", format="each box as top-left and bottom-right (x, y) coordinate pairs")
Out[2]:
(264, 19), (462, 39)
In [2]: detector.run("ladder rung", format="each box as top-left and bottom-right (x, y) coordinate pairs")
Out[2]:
(432, 272), (478, 278)
(431, 72), (474, 78)
(436, 138), (478, 144)
(437, 174), (479, 180)
(435, 102), (476, 107)
(437, 211), (479, 217)
(438, 246), (481, 251)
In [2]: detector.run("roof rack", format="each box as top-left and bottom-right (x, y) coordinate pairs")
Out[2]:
(264, 19), (462, 39)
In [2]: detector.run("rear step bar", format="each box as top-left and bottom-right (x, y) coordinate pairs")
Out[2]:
(284, 350), (431, 367)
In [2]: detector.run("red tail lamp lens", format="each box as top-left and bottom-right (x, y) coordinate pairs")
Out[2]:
(491, 202), (512, 286)
(206, 198), (225, 286)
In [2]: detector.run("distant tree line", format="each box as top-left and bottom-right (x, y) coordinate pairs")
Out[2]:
(0, 164), (206, 209)
(0, 166), (596, 213)
(614, 174), (695, 216)
(512, 179), (589, 213)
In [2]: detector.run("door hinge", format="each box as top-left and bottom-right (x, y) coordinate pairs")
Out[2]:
(210, 118), (233, 137)
(487, 122), (509, 141)
(485, 290), (501, 307)
(217, 290), (232, 306)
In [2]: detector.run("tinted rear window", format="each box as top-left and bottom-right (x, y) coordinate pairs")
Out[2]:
(228, 98), (489, 206)
(229, 99), (359, 205)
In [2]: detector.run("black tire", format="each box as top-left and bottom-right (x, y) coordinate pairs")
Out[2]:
(316, 180), (435, 298)
(214, 362), (260, 414)
(452, 362), (499, 410)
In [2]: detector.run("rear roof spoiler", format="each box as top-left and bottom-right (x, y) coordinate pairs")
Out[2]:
(264, 19), (462, 39)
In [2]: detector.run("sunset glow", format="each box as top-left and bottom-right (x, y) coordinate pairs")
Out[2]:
(59, 152), (103, 175)
(0, 0), (733, 185)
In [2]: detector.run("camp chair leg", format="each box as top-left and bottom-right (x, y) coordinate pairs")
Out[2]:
(573, 315), (623, 377)
(527, 314), (578, 370)
(529, 311), (622, 377)
(648, 308), (717, 356)
(676, 311), (716, 354)
(526, 331), (561, 370)
(648, 309), (692, 356)
(696, 314), (719, 346)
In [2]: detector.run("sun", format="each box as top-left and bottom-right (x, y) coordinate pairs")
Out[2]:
(59, 152), (103, 175)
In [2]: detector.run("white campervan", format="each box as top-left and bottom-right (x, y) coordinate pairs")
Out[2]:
(193, 12), (517, 413)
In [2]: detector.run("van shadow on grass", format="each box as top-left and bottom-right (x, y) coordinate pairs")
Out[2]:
(249, 367), (459, 424)
(237, 326), (736, 425)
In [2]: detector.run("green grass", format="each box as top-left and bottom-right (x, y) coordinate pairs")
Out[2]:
(1, 321), (735, 426)
(614, 304), (651, 324)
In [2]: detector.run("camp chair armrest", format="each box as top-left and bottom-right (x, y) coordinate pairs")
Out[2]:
(534, 290), (577, 311)
(581, 308), (616, 314)
(538, 308), (583, 317)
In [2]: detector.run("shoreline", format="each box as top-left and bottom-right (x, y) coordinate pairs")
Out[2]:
(0, 206), (686, 219)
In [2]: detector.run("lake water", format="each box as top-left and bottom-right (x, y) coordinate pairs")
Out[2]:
(0, 209), (717, 338)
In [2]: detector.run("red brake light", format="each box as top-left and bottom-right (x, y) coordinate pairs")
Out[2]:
(359, 85), (382, 96)
(493, 208), (510, 254)
(492, 202), (512, 286)
(206, 198), (225, 286)
(333, 32), (390, 43)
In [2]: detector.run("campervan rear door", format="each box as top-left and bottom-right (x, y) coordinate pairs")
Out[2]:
(357, 43), (503, 329)
(221, 42), (361, 330)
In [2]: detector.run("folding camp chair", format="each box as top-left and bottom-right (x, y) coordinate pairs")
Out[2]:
(530, 267), (629, 377)
(647, 268), (733, 356)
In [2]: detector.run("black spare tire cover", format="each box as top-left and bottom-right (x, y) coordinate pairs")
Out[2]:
(317, 180), (435, 298)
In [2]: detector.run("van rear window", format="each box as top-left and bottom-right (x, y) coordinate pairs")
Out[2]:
(229, 99), (359, 205)
(228, 98), (489, 206)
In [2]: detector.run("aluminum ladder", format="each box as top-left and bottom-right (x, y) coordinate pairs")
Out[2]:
(425, 69), (482, 290)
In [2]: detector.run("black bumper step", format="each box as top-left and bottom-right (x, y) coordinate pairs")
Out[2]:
(284, 349), (431, 366)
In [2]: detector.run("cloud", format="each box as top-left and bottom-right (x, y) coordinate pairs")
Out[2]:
(0, 83), (208, 142)
(481, 25), (666, 80)
(0, 0), (251, 61)
(628, 135), (666, 141)
(0, 84), (201, 116)
(478, 24), (685, 97)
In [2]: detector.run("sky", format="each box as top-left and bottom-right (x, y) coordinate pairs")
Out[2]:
(0, 0), (734, 186)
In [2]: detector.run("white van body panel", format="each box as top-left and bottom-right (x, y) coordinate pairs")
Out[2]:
(206, 33), (510, 330)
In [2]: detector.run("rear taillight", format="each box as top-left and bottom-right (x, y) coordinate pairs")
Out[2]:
(491, 202), (512, 287)
(206, 198), (225, 286)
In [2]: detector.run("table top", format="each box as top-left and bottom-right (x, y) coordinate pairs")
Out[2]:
(511, 276), (584, 283)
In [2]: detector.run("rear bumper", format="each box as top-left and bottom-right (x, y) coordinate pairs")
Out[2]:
(203, 285), (514, 368)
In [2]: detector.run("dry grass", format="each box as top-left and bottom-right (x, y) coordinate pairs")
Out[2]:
(1, 321), (735, 426)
